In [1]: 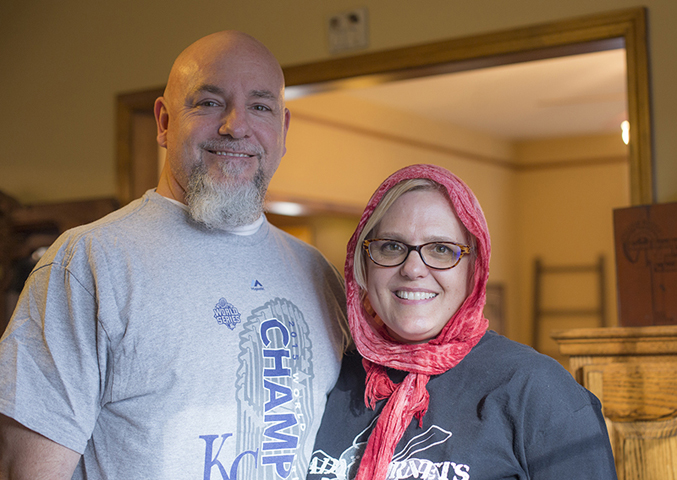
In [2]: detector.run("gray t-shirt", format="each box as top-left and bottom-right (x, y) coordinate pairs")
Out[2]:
(0, 190), (347, 479)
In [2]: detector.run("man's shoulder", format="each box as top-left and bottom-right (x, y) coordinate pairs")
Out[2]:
(38, 191), (175, 265)
(62, 191), (154, 232)
(267, 222), (327, 260)
(265, 222), (345, 285)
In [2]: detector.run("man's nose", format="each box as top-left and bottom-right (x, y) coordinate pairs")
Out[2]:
(218, 106), (252, 138)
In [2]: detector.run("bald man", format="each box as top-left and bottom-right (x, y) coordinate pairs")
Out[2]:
(0, 31), (348, 480)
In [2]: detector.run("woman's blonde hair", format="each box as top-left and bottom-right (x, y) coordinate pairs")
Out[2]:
(352, 178), (476, 291)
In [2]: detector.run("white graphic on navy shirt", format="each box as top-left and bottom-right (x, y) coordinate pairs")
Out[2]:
(308, 423), (469, 480)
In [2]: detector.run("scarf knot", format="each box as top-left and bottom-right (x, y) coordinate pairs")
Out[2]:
(362, 359), (430, 425)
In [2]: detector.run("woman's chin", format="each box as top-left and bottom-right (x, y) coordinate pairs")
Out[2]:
(385, 325), (437, 344)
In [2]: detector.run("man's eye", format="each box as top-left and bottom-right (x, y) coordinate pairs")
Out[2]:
(197, 100), (219, 107)
(252, 104), (271, 112)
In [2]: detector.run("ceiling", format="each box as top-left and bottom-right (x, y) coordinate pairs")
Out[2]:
(290, 48), (628, 141)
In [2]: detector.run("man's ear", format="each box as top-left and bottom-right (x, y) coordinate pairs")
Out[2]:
(281, 107), (291, 156)
(154, 97), (170, 148)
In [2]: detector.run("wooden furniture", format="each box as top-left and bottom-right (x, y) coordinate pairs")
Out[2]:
(0, 192), (118, 335)
(553, 326), (677, 479)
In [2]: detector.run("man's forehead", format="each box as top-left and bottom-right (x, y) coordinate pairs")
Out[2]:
(184, 56), (283, 90)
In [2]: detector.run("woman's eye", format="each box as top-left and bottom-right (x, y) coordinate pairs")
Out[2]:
(382, 242), (404, 253)
(430, 244), (457, 258)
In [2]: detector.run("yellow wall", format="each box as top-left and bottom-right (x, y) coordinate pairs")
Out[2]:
(1, 0), (675, 205)
(285, 93), (519, 335)
(0, 1), (647, 349)
(279, 92), (513, 207)
(515, 135), (629, 351)
(283, 94), (627, 348)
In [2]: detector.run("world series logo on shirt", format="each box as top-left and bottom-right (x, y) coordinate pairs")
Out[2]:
(213, 298), (242, 330)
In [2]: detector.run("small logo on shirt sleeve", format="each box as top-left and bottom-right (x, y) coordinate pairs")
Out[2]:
(213, 298), (242, 330)
(251, 279), (264, 291)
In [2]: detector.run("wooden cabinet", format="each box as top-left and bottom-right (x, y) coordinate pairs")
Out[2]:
(553, 326), (677, 479)
(0, 193), (118, 335)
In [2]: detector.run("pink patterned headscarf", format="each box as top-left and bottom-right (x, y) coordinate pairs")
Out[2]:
(345, 164), (490, 480)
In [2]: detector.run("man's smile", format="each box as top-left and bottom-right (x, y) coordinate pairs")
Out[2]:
(207, 149), (255, 157)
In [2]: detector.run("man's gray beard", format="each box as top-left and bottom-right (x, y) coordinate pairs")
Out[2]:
(185, 163), (267, 230)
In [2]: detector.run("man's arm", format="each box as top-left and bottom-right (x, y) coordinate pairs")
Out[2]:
(0, 414), (81, 480)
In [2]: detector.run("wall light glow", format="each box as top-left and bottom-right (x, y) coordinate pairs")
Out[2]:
(266, 201), (306, 216)
(621, 120), (630, 145)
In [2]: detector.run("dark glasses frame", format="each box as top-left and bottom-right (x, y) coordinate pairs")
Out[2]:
(363, 238), (471, 270)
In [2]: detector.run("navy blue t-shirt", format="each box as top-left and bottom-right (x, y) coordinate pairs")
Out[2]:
(308, 331), (617, 480)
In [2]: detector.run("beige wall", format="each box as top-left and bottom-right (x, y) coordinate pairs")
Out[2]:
(284, 94), (627, 347)
(1, 0), (649, 348)
(285, 94), (519, 337)
(0, 0), (675, 205)
(279, 92), (513, 207)
(515, 135), (629, 351)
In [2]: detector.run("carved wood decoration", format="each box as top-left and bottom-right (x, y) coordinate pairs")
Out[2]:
(614, 202), (677, 326)
(553, 326), (677, 479)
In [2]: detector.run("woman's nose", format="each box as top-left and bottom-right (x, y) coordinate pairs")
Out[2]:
(400, 249), (429, 279)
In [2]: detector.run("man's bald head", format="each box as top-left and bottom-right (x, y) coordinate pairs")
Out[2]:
(154, 31), (290, 228)
(164, 31), (285, 110)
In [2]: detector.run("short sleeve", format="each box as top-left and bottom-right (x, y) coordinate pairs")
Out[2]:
(0, 260), (107, 454)
(522, 362), (617, 479)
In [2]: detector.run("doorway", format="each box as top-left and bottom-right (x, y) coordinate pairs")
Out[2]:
(116, 7), (652, 358)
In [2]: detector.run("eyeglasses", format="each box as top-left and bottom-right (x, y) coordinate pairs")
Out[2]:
(363, 239), (471, 270)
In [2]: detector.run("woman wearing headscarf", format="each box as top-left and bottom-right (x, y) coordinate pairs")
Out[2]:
(307, 164), (617, 480)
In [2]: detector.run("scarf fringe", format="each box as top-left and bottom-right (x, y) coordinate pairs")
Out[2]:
(357, 364), (431, 480)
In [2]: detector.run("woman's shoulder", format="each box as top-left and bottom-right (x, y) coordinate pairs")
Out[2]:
(458, 330), (595, 410)
(471, 330), (562, 370)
